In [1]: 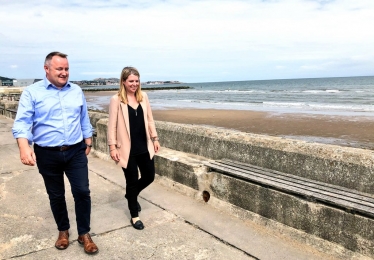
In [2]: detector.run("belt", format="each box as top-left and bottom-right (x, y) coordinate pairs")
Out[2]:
(34, 141), (81, 151)
(42, 145), (72, 151)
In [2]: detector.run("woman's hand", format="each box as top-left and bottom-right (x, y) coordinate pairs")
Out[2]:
(153, 141), (160, 153)
(110, 148), (120, 162)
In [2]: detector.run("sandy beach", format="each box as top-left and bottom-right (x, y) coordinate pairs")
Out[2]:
(84, 91), (374, 150)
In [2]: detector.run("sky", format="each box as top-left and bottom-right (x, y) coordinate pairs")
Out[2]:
(1, 0), (374, 83)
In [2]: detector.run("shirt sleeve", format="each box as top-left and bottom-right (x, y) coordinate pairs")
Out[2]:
(12, 89), (34, 143)
(80, 91), (93, 138)
(107, 95), (119, 146)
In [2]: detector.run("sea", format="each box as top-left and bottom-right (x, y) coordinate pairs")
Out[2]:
(83, 76), (374, 116)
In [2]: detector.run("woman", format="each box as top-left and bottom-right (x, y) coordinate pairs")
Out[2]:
(107, 67), (160, 230)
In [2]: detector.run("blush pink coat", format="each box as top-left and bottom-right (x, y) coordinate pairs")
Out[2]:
(107, 92), (158, 168)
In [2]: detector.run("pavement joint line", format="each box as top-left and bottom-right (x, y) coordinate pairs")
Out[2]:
(89, 169), (124, 188)
(89, 168), (168, 211)
(183, 218), (260, 260)
(0, 169), (33, 174)
(89, 168), (168, 213)
(141, 197), (260, 259)
(0, 171), (12, 175)
(0, 143), (18, 146)
(90, 224), (131, 237)
(146, 242), (169, 260)
(10, 247), (50, 259)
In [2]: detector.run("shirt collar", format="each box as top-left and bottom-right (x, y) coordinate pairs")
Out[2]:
(44, 77), (71, 90)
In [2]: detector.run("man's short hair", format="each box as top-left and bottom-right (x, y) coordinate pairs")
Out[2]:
(45, 52), (68, 66)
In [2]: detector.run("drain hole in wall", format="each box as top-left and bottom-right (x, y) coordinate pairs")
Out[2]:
(202, 191), (210, 202)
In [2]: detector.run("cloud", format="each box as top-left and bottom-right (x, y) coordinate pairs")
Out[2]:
(0, 0), (164, 9)
(1, 0), (374, 81)
(10, 65), (18, 69)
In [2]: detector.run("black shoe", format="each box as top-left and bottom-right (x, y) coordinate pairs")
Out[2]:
(131, 219), (144, 230)
(137, 202), (141, 212)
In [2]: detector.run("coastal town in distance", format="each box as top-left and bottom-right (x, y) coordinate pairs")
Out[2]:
(0, 76), (187, 98)
(71, 78), (182, 86)
(0, 76), (182, 87)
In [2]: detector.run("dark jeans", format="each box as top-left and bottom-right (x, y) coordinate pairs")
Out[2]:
(122, 152), (155, 218)
(34, 141), (91, 235)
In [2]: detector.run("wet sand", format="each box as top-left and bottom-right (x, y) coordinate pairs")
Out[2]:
(84, 91), (374, 150)
(153, 109), (374, 150)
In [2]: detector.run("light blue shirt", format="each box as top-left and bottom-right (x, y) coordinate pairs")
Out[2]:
(12, 78), (93, 146)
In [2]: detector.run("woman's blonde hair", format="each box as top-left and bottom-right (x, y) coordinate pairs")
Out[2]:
(118, 66), (143, 104)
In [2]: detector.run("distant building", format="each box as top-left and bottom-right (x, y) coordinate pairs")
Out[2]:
(0, 76), (14, 86)
(145, 80), (181, 85)
(13, 78), (42, 87)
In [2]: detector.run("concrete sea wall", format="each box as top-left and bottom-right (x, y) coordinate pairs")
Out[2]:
(0, 100), (18, 119)
(155, 121), (374, 195)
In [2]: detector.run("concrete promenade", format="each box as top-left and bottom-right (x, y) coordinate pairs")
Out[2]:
(0, 115), (364, 260)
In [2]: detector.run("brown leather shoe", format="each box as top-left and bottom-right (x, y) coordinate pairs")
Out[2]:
(78, 233), (99, 254)
(55, 230), (69, 250)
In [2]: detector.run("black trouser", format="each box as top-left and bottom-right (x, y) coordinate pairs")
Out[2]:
(122, 152), (155, 218)
(34, 141), (91, 235)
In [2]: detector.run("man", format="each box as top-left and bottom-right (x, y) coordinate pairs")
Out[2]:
(12, 52), (98, 255)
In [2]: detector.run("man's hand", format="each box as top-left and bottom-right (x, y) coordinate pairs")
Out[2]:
(84, 137), (92, 156)
(17, 138), (36, 166)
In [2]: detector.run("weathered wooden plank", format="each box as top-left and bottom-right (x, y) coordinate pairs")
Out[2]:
(207, 162), (374, 216)
(208, 161), (374, 209)
(222, 159), (374, 198)
(208, 161), (367, 206)
(205, 161), (374, 218)
(220, 159), (374, 204)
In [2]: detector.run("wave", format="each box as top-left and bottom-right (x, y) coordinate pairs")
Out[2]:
(152, 99), (374, 112)
(154, 89), (263, 94)
(307, 104), (374, 112)
(153, 88), (353, 95)
(263, 102), (305, 107)
(263, 101), (374, 111)
(302, 89), (341, 93)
